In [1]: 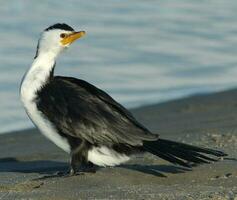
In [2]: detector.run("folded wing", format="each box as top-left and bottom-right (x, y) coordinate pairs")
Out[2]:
(36, 76), (159, 146)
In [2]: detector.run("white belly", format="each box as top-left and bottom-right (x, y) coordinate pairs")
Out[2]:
(88, 146), (130, 167)
(24, 100), (71, 153)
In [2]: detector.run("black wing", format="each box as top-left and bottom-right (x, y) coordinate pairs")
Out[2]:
(36, 76), (158, 146)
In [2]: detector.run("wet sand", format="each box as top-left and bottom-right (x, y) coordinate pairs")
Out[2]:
(0, 89), (237, 199)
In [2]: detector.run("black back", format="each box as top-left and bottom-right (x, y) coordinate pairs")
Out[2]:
(36, 76), (158, 147)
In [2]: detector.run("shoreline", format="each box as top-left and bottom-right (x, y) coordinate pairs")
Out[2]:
(0, 89), (237, 199)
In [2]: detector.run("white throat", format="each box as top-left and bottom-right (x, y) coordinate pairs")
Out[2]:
(20, 52), (56, 102)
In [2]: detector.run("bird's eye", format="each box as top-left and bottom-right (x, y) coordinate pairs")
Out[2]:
(60, 33), (66, 38)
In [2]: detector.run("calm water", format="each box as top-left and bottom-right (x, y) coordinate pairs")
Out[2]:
(0, 1), (237, 133)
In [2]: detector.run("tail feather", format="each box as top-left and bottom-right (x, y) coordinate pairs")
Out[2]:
(143, 139), (227, 168)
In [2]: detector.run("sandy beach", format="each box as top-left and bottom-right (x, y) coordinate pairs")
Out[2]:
(0, 89), (236, 200)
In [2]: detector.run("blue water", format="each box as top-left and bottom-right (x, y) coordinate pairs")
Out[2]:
(0, 1), (237, 133)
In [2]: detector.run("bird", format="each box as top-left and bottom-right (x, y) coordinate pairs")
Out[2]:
(20, 23), (227, 176)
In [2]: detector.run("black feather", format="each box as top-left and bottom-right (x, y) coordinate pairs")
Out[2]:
(143, 139), (227, 168)
(36, 76), (158, 147)
(45, 23), (74, 32)
(35, 72), (227, 167)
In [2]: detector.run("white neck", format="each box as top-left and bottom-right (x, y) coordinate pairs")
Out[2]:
(20, 52), (56, 103)
(20, 50), (71, 153)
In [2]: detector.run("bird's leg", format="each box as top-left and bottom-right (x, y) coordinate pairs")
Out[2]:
(69, 141), (87, 176)
(69, 152), (83, 176)
(55, 141), (96, 177)
(55, 151), (85, 177)
(69, 152), (97, 175)
(68, 140), (97, 176)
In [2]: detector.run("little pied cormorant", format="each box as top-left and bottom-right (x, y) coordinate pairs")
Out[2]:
(20, 23), (227, 176)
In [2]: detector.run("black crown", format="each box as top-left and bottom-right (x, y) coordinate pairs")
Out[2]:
(45, 23), (74, 32)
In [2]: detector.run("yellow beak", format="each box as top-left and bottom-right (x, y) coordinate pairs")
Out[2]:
(61, 31), (86, 45)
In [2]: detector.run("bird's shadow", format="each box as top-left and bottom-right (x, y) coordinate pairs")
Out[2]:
(0, 157), (68, 174)
(0, 157), (191, 178)
(119, 164), (190, 177)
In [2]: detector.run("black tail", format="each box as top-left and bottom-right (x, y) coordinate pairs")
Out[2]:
(143, 139), (227, 168)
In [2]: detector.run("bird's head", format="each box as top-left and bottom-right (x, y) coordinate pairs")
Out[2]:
(35, 23), (85, 59)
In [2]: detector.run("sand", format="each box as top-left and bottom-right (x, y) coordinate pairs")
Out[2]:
(0, 89), (237, 200)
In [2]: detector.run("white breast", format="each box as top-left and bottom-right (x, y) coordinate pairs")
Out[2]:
(23, 99), (71, 153)
(20, 56), (70, 153)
